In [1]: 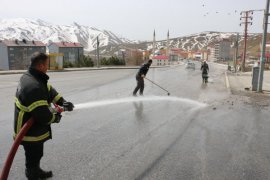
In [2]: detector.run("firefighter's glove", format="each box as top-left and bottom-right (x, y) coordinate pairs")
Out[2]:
(54, 113), (62, 123)
(63, 102), (74, 111)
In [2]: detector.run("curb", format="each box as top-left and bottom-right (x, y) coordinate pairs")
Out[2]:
(0, 65), (182, 76)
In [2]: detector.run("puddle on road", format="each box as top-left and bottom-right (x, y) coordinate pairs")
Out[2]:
(74, 96), (207, 110)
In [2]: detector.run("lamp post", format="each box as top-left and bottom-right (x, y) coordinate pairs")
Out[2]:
(96, 35), (100, 68)
(257, 0), (270, 92)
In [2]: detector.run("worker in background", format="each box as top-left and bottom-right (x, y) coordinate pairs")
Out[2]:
(201, 60), (209, 83)
(14, 52), (74, 180)
(133, 59), (152, 96)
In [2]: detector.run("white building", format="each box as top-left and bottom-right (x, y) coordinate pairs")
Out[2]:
(152, 55), (169, 66)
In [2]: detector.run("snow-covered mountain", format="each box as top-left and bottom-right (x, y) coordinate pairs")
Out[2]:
(0, 18), (261, 56)
(0, 18), (134, 51)
(89, 31), (261, 57)
(145, 31), (260, 52)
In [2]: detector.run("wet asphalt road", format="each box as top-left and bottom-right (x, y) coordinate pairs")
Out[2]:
(1, 63), (270, 180)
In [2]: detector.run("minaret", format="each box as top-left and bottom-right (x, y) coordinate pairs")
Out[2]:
(153, 29), (156, 57)
(166, 30), (170, 56)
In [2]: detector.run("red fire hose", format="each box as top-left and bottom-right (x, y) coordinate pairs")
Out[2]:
(0, 118), (34, 180)
(0, 104), (63, 180)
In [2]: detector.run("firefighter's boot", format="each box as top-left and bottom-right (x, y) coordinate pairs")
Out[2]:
(25, 167), (39, 180)
(38, 167), (53, 179)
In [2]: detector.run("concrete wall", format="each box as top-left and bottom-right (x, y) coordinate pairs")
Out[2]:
(59, 47), (84, 63)
(48, 44), (84, 64)
(213, 41), (231, 61)
(48, 44), (59, 54)
(8, 46), (46, 70)
(219, 41), (231, 60)
(0, 43), (9, 70)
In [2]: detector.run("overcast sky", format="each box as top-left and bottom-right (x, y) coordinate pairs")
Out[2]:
(0, 0), (266, 41)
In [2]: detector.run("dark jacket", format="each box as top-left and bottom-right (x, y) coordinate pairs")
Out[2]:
(201, 62), (209, 74)
(137, 63), (151, 77)
(14, 67), (64, 144)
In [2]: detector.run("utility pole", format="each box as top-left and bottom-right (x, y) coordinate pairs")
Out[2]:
(240, 10), (253, 72)
(257, 0), (270, 92)
(233, 33), (239, 72)
(96, 36), (100, 68)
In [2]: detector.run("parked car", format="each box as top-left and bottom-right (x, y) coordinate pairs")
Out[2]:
(185, 62), (195, 70)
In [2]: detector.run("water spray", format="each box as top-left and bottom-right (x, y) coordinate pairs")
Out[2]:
(75, 96), (207, 110)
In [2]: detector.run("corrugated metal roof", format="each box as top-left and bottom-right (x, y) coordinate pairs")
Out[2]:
(50, 42), (84, 48)
(0, 39), (45, 47)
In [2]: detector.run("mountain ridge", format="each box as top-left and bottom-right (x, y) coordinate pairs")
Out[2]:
(0, 18), (265, 57)
(0, 18), (135, 51)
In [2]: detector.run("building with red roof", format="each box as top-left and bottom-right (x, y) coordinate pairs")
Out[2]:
(152, 55), (169, 66)
(48, 42), (84, 64)
(0, 39), (46, 70)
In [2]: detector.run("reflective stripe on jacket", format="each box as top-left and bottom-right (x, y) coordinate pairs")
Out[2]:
(14, 68), (64, 144)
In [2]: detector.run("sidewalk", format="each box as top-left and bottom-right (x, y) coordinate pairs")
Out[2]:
(226, 70), (270, 96)
(0, 66), (160, 75)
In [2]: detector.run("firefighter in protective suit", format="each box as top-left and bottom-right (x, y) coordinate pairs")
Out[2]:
(14, 52), (74, 180)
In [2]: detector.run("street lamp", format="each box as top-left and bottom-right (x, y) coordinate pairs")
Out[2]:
(96, 33), (102, 68)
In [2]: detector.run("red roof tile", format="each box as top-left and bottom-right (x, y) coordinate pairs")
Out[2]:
(152, 55), (169, 60)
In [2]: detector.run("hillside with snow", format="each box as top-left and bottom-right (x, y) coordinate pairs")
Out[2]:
(144, 31), (261, 52)
(0, 18), (263, 56)
(94, 31), (262, 56)
(0, 18), (135, 51)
